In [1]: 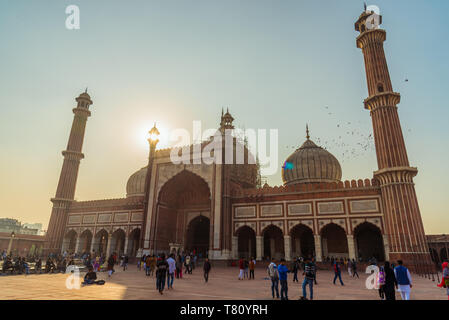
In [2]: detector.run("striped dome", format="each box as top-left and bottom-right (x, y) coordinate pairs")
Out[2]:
(126, 167), (147, 197)
(282, 138), (342, 185)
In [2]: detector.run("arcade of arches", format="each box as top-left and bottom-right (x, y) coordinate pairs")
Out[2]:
(428, 235), (449, 266)
(61, 227), (141, 257)
(151, 170), (212, 256)
(233, 222), (386, 262)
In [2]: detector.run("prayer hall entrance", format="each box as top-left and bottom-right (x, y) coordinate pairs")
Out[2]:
(153, 170), (211, 255)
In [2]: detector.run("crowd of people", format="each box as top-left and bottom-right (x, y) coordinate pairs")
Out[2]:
(1, 251), (77, 275)
(132, 251), (207, 295)
(266, 256), (449, 301)
(2, 247), (449, 300)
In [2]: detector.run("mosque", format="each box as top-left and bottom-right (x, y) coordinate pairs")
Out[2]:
(44, 9), (432, 269)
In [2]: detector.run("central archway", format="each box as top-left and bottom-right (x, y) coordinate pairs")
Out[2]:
(354, 222), (385, 262)
(236, 226), (256, 259)
(185, 215), (210, 257)
(94, 229), (109, 257)
(79, 229), (93, 254)
(290, 224), (315, 259)
(111, 229), (126, 256)
(155, 170), (211, 253)
(320, 223), (348, 260)
(62, 230), (77, 254)
(263, 225), (284, 260)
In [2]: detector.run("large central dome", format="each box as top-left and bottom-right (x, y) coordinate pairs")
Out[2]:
(282, 131), (342, 185)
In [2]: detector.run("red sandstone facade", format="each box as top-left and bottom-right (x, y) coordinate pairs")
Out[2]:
(44, 9), (432, 269)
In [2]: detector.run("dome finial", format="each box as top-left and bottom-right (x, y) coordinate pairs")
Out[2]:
(306, 124), (310, 140)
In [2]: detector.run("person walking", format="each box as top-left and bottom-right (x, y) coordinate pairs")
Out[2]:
(301, 257), (315, 300)
(377, 264), (386, 300)
(107, 254), (115, 278)
(156, 254), (169, 295)
(267, 258), (280, 300)
(292, 258), (299, 283)
(439, 261), (449, 300)
(203, 258), (211, 283)
(351, 259), (359, 278)
(394, 260), (412, 300)
(185, 254), (192, 274)
(238, 257), (244, 280)
(383, 261), (397, 300)
(249, 257), (255, 280)
(149, 255), (157, 276)
(175, 255), (183, 279)
(123, 255), (128, 271)
(311, 257), (318, 285)
(278, 259), (290, 300)
(333, 261), (344, 286)
(145, 255), (151, 276)
(166, 254), (176, 290)
(243, 258), (249, 279)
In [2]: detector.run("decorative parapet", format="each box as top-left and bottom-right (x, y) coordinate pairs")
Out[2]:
(232, 179), (379, 198)
(70, 196), (144, 209)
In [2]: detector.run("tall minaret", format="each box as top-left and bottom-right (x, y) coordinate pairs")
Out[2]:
(355, 9), (431, 268)
(45, 91), (93, 254)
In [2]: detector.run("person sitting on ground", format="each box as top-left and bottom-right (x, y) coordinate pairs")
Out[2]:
(83, 266), (98, 285)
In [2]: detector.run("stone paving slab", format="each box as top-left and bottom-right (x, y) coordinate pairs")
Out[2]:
(0, 267), (446, 300)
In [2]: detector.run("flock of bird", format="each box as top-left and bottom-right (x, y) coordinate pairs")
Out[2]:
(283, 108), (376, 163)
(282, 102), (383, 164)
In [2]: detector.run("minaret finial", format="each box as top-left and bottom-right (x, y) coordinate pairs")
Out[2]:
(85, 87), (88, 93)
(364, 2), (367, 11)
(306, 124), (310, 140)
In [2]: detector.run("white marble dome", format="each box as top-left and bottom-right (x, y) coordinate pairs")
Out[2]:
(282, 137), (342, 185)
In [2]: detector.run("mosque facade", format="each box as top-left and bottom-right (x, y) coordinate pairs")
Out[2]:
(44, 9), (432, 269)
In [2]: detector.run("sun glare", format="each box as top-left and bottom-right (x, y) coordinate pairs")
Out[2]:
(136, 123), (170, 150)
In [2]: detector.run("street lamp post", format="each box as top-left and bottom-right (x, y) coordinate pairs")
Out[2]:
(140, 123), (160, 254)
(7, 231), (15, 256)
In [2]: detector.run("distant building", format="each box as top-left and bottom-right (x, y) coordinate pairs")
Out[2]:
(23, 223), (44, 235)
(0, 218), (39, 235)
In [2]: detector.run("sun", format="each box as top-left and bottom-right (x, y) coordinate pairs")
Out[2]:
(136, 122), (170, 150)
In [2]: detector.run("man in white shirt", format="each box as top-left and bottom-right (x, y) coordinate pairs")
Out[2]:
(394, 260), (412, 300)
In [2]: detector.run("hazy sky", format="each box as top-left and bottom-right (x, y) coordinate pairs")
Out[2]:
(0, 0), (448, 234)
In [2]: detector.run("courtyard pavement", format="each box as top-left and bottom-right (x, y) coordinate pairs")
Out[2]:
(0, 265), (446, 300)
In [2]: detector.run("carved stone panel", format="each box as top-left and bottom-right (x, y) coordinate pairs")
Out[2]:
(317, 201), (344, 215)
(67, 215), (81, 225)
(260, 204), (283, 217)
(131, 212), (143, 222)
(97, 213), (112, 223)
(288, 203), (312, 216)
(114, 212), (129, 223)
(82, 215), (96, 224)
(349, 199), (379, 213)
(235, 206), (256, 218)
